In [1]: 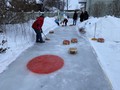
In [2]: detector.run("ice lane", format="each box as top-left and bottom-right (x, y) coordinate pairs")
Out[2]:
(0, 26), (113, 90)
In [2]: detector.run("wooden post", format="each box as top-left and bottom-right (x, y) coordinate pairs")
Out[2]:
(94, 23), (97, 38)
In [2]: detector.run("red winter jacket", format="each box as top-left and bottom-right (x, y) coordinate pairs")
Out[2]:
(32, 16), (44, 30)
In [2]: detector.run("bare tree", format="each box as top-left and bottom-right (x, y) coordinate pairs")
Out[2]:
(43, 0), (65, 11)
(91, 1), (106, 17)
(0, 0), (7, 24)
(107, 0), (120, 17)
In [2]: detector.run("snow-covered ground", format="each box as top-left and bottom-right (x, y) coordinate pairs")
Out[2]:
(77, 16), (120, 90)
(0, 15), (120, 90)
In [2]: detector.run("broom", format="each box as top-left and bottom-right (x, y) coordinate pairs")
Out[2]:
(42, 32), (50, 40)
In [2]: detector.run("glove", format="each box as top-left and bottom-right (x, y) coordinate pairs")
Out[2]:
(40, 29), (43, 33)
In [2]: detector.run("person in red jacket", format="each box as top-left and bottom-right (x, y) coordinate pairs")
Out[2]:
(32, 14), (45, 43)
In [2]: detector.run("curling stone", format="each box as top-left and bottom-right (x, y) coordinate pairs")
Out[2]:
(91, 38), (97, 41)
(69, 48), (77, 54)
(79, 28), (86, 34)
(49, 30), (54, 34)
(63, 40), (70, 45)
(71, 38), (78, 43)
(97, 38), (104, 43)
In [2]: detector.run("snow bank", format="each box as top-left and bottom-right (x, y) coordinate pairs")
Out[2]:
(0, 17), (58, 73)
(78, 16), (120, 42)
(77, 16), (120, 90)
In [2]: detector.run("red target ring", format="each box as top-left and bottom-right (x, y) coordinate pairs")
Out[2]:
(27, 55), (64, 74)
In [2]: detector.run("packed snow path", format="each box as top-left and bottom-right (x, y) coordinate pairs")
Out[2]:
(0, 26), (113, 90)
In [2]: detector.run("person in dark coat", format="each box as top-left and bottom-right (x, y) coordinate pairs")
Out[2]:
(73, 10), (78, 25)
(63, 18), (68, 26)
(80, 11), (84, 22)
(83, 11), (89, 20)
(32, 14), (45, 43)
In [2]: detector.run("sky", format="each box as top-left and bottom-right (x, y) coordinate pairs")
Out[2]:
(0, 15), (120, 90)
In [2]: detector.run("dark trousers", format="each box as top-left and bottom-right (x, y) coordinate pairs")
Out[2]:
(56, 22), (59, 26)
(73, 19), (77, 25)
(63, 19), (68, 26)
(80, 18), (84, 22)
(34, 29), (43, 42)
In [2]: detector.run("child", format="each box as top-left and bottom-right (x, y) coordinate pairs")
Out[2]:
(55, 18), (59, 26)
(60, 14), (68, 26)
(62, 18), (68, 26)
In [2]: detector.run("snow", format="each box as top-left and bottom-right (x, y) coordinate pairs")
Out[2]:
(0, 16), (58, 73)
(0, 15), (120, 90)
(77, 16), (120, 90)
(6, 1), (12, 7)
(36, 0), (43, 4)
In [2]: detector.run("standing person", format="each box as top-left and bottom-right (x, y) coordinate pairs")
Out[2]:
(83, 11), (89, 20)
(73, 10), (78, 25)
(32, 14), (45, 43)
(80, 11), (84, 22)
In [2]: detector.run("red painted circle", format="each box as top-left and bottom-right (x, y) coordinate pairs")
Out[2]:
(27, 55), (64, 74)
